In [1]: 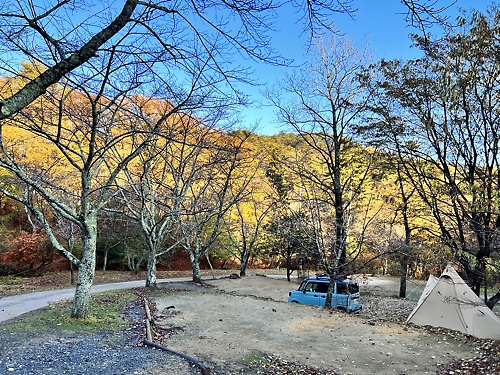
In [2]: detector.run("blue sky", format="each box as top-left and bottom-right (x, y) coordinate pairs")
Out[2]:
(241, 0), (491, 135)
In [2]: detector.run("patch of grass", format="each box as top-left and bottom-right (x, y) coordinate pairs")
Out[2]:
(0, 275), (22, 285)
(241, 351), (268, 366)
(4, 290), (136, 334)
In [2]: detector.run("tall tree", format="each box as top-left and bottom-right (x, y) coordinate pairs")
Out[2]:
(175, 132), (252, 282)
(118, 113), (213, 287)
(373, 7), (500, 305)
(269, 32), (374, 306)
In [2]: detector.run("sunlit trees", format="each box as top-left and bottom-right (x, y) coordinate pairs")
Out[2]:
(224, 193), (271, 277)
(372, 7), (500, 304)
(0, 0), (362, 318)
(269, 32), (375, 306)
(175, 131), (253, 282)
(264, 153), (317, 281)
(221, 134), (272, 276)
(0, 64), (181, 318)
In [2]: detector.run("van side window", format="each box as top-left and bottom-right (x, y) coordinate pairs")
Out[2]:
(336, 283), (347, 294)
(348, 282), (359, 294)
(316, 282), (329, 293)
(304, 282), (317, 292)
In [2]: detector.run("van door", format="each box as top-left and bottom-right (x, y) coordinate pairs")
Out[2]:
(302, 281), (322, 306)
(316, 282), (329, 306)
(334, 282), (349, 310)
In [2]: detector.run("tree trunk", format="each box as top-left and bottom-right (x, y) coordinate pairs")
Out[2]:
(71, 221), (97, 319)
(102, 248), (108, 271)
(484, 266), (488, 303)
(324, 274), (335, 309)
(191, 259), (202, 283)
(334, 204), (347, 273)
(399, 253), (408, 298)
(145, 248), (157, 288)
(240, 259), (247, 277)
(69, 260), (75, 284)
(469, 259), (486, 296)
(127, 253), (135, 272)
(486, 291), (500, 310)
(399, 231), (410, 298)
(396, 158), (412, 299)
(205, 253), (216, 280)
(286, 252), (292, 282)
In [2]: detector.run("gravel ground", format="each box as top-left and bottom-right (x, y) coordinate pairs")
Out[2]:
(0, 299), (295, 375)
(0, 302), (200, 375)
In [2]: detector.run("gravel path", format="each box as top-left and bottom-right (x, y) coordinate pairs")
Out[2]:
(0, 277), (284, 375)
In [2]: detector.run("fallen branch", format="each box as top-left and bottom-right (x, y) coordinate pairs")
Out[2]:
(144, 298), (153, 341)
(144, 339), (211, 375)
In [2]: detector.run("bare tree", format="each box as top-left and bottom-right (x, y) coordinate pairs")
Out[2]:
(118, 114), (208, 287)
(120, 149), (180, 287)
(269, 32), (374, 307)
(401, 0), (457, 31)
(175, 132), (253, 282)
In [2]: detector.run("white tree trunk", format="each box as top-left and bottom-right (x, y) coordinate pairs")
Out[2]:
(71, 218), (97, 319)
(189, 251), (202, 283)
(145, 248), (157, 287)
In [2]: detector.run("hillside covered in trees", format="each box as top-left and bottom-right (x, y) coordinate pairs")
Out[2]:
(0, 0), (499, 318)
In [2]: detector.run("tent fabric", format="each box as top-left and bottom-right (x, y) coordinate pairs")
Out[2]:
(416, 274), (438, 306)
(406, 265), (500, 340)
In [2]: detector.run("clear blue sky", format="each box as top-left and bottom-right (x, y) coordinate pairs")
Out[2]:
(241, 0), (491, 135)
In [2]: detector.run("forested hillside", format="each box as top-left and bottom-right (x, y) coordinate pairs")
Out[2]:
(0, 1), (499, 318)
(1, 127), (499, 297)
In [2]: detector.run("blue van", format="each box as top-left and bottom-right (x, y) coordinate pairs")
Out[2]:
(288, 275), (362, 313)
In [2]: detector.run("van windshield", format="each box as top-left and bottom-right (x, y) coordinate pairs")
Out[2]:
(298, 280), (308, 291)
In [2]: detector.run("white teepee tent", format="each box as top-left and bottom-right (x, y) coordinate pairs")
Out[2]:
(406, 265), (500, 340)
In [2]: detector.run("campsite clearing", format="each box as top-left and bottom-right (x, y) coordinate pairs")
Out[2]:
(151, 274), (496, 375)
